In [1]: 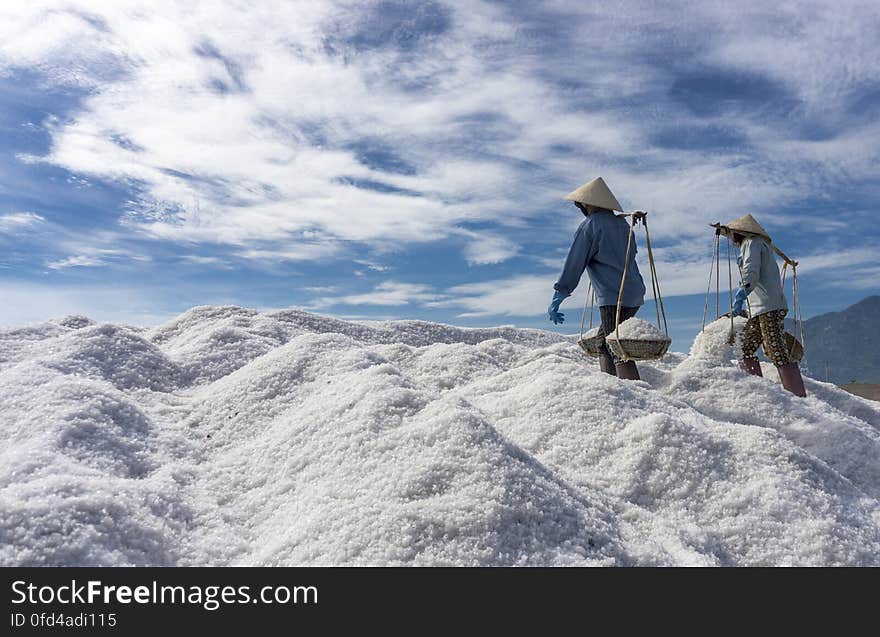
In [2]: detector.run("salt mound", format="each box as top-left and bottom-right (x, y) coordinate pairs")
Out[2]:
(181, 333), (623, 565)
(147, 306), (295, 385)
(0, 322), (68, 370)
(0, 470), (189, 566)
(453, 348), (880, 565)
(39, 324), (184, 392)
(682, 316), (748, 368)
(2, 305), (879, 566)
(0, 362), (155, 477)
(148, 306), (567, 386)
(606, 317), (667, 341)
(53, 315), (96, 330)
(0, 363), (192, 566)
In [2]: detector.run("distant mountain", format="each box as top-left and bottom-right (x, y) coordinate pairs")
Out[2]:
(792, 296), (880, 384)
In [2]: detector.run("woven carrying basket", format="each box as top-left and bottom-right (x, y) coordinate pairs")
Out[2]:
(606, 336), (671, 361)
(577, 334), (602, 357)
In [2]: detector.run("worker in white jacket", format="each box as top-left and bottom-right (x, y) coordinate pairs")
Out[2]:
(724, 213), (806, 397)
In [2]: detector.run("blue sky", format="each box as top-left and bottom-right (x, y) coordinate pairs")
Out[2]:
(0, 0), (878, 349)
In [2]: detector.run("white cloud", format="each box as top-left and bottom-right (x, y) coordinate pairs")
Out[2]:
(0, 212), (45, 233)
(180, 255), (225, 265)
(792, 246), (880, 278)
(314, 280), (439, 307)
(701, 1), (880, 114)
(43, 242), (149, 270)
(823, 264), (880, 290)
(0, 0), (877, 279)
(354, 260), (391, 272)
(46, 254), (106, 269)
(430, 274), (554, 317)
(461, 231), (520, 265)
(234, 242), (340, 263)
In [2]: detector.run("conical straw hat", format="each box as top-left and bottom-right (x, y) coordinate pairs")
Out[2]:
(564, 176), (623, 211)
(724, 213), (771, 242)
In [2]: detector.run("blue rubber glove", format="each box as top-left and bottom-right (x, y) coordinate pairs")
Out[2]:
(548, 291), (569, 325)
(732, 288), (748, 317)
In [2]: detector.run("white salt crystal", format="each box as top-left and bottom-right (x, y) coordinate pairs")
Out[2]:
(605, 317), (666, 341)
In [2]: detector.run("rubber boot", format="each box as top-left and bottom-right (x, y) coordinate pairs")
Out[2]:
(598, 354), (617, 377)
(615, 360), (640, 380)
(777, 362), (807, 397)
(739, 357), (763, 377)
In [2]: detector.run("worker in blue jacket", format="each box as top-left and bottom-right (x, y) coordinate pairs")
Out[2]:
(548, 177), (645, 379)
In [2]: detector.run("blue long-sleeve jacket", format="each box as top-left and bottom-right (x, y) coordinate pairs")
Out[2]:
(554, 210), (646, 307)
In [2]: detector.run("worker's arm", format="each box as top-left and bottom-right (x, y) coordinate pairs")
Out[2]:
(739, 238), (761, 295)
(732, 238), (762, 316)
(553, 222), (596, 297)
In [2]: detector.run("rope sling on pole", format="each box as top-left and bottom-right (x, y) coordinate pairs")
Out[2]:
(716, 231), (721, 320)
(705, 224), (753, 324)
(613, 211), (670, 361)
(727, 234), (738, 338)
(702, 230), (743, 332)
(643, 215), (669, 337)
(701, 232), (719, 332)
(793, 265), (806, 354)
(578, 281), (595, 340)
(781, 261), (807, 359)
(763, 243), (805, 358)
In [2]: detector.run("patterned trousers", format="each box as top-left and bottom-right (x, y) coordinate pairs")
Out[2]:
(740, 309), (792, 367)
(597, 305), (639, 362)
